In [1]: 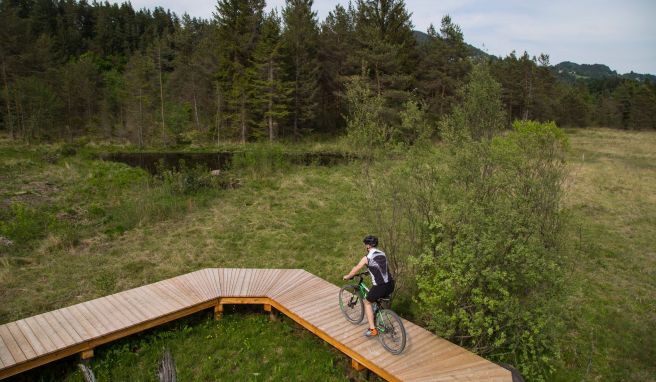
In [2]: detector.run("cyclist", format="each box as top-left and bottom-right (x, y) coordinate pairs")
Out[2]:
(343, 235), (395, 337)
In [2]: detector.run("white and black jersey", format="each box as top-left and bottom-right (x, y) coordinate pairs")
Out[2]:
(366, 248), (393, 286)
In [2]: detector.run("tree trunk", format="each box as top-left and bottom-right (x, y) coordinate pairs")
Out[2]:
(192, 73), (200, 130)
(268, 59), (274, 142)
(215, 83), (222, 146)
(158, 43), (166, 140)
(1, 60), (14, 140)
(294, 53), (299, 140)
(138, 87), (144, 148)
(240, 89), (246, 144)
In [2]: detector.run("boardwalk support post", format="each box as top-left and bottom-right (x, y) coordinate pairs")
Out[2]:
(351, 358), (366, 372)
(263, 303), (276, 321)
(214, 304), (223, 320)
(80, 349), (94, 360)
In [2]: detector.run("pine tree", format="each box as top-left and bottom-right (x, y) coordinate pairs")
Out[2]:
(281, 0), (320, 140)
(252, 11), (291, 141)
(416, 16), (470, 118)
(215, 0), (265, 143)
(353, 0), (416, 117)
(318, 4), (357, 132)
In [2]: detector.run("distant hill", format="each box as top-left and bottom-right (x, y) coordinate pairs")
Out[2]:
(553, 61), (656, 84)
(412, 31), (655, 84)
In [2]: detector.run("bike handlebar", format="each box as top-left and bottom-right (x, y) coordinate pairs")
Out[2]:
(347, 271), (369, 280)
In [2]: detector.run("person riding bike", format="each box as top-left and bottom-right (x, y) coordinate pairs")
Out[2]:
(343, 235), (395, 337)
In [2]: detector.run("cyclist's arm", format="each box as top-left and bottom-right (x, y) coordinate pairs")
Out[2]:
(343, 256), (368, 280)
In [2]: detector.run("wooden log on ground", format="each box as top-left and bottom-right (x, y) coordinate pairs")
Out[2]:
(157, 349), (176, 382)
(78, 363), (96, 382)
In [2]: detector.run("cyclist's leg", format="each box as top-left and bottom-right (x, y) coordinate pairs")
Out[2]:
(365, 284), (386, 336)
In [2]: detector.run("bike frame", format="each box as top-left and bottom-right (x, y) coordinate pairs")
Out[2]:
(351, 273), (389, 333)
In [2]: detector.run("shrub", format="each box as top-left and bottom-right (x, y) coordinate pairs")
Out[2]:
(413, 120), (568, 380)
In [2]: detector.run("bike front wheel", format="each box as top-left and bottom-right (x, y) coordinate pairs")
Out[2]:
(376, 309), (406, 354)
(338, 285), (364, 324)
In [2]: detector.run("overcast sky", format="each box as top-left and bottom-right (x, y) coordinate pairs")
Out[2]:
(123, 0), (656, 74)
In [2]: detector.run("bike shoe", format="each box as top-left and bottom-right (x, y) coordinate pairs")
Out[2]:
(364, 328), (378, 337)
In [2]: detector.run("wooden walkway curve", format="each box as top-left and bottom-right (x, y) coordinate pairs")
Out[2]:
(0, 268), (512, 381)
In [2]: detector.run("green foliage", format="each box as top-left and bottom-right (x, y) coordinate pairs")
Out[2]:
(414, 120), (568, 380)
(344, 75), (393, 148)
(396, 99), (433, 146)
(440, 64), (506, 142)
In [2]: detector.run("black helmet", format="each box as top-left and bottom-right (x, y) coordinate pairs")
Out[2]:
(363, 235), (378, 247)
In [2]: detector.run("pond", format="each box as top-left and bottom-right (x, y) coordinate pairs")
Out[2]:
(99, 151), (352, 174)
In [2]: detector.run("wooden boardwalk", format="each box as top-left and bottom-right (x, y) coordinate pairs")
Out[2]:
(0, 269), (512, 381)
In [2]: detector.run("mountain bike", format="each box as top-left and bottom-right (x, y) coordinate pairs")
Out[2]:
(338, 272), (406, 354)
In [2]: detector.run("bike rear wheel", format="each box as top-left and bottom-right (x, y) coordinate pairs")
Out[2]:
(338, 285), (364, 324)
(376, 309), (406, 354)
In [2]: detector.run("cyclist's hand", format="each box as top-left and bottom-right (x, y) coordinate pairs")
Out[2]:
(343, 275), (351, 280)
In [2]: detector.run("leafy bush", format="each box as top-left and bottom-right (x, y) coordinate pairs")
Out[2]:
(344, 76), (394, 149)
(414, 120), (568, 380)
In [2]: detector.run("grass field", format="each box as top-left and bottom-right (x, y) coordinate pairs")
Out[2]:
(0, 128), (654, 381)
(556, 128), (655, 381)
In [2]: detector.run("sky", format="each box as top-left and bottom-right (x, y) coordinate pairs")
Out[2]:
(122, 0), (656, 74)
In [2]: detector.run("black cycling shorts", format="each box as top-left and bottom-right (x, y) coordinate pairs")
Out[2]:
(366, 280), (395, 303)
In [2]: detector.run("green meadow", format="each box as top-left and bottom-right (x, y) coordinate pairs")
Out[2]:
(1, 128), (654, 381)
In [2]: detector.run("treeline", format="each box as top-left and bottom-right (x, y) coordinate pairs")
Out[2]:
(1, 0), (655, 144)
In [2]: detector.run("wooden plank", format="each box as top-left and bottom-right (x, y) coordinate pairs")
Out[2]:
(5, 322), (36, 359)
(33, 313), (72, 349)
(265, 270), (309, 298)
(81, 299), (121, 334)
(237, 269), (253, 296)
(94, 297), (133, 329)
(208, 268), (221, 296)
(49, 310), (84, 344)
(200, 269), (219, 299)
(73, 303), (110, 335)
(148, 282), (188, 312)
(246, 269), (263, 296)
(136, 285), (176, 315)
(15, 319), (48, 356)
(202, 269), (220, 298)
(256, 269), (281, 296)
(56, 308), (92, 341)
(105, 294), (146, 324)
(221, 268), (232, 296)
(217, 268), (228, 297)
(218, 297), (270, 305)
(171, 274), (205, 303)
(131, 285), (171, 316)
(0, 325), (26, 364)
(23, 317), (59, 353)
(0, 335), (15, 367)
(228, 268), (244, 296)
(185, 271), (211, 301)
(276, 281), (336, 309)
(157, 279), (195, 307)
(118, 289), (161, 322)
